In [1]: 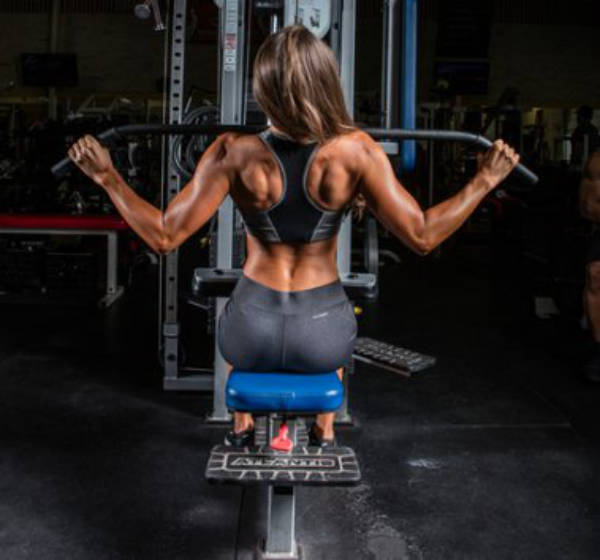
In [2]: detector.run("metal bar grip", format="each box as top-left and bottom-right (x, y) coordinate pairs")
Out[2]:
(365, 128), (539, 184)
(51, 124), (538, 184)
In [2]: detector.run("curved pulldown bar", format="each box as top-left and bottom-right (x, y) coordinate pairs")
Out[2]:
(51, 124), (539, 184)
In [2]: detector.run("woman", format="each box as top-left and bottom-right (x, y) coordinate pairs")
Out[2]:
(67, 25), (520, 447)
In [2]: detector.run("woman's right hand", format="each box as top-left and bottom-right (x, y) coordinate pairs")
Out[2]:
(477, 140), (521, 189)
(68, 135), (116, 186)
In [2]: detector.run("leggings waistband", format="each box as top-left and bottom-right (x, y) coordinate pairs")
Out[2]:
(231, 274), (348, 312)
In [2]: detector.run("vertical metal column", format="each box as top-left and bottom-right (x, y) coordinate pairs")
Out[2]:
(400, 0), (418, 171)
(329, 0), (341, 60)
(335, 0), (356, 424)
(162, 0), (187, 388)
(209, 0), (246, 421)
(381, 0), (398, 129)
(262, 419), (299, 559)
(339, 0), (356, 120)
(264, 486), (298, 558)
(270, 13), (280, 33)
(106, 231), (118, 298)
(335, 0), (356, 276)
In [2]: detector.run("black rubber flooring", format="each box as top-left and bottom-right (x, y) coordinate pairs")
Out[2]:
(1, 249), (599, 559)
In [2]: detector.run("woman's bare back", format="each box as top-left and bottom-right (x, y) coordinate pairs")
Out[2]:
(227, 130), (363, 291)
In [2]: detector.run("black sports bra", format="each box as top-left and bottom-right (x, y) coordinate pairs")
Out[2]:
(238, 130), (347, 244)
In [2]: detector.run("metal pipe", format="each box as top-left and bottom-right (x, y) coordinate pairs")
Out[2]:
(339, 0), (356, 118)
(51, 124), (539, 184)
(336, 0), (357, 277)
(270, 13), (279, 33)
(385, 0), (397, 129)
(161, 0), (188, 387)
(157, 0), (171, 373)
(400, 0), (417, 171)
(209, 0), (246, 421)
(380, 0), (393, 127)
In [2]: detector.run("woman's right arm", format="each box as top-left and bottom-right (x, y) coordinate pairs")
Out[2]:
(68, 133), (237, 254)
(356, 132), (520, 255)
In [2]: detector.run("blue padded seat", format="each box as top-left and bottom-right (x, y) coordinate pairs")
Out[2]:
(226, 370), (343, 413)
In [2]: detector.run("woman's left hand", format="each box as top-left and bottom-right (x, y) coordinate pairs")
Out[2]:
(68, 135), (115, 185)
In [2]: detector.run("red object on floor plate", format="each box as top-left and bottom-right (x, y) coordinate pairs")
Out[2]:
(270, 423), (294, 452)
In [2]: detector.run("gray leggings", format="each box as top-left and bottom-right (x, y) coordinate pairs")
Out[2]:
(217, 275), (357, 373)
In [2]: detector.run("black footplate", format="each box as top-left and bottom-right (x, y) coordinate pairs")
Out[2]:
(353, 336), (436, 376)
(206, 445), (361, 485)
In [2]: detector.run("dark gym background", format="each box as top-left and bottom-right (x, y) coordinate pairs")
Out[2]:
(1, 1), (599, 559)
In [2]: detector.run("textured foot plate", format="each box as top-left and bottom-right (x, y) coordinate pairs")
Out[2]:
(206, 444), (361, 485)
(353, 336), (437, 375)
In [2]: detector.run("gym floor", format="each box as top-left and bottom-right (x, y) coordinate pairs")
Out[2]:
(2, 244), (599, 560)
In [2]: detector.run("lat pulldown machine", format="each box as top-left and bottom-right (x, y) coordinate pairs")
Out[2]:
(157, 0), (537, 424)
(51, 3), (537, 557)
(51, 0), (538, 423)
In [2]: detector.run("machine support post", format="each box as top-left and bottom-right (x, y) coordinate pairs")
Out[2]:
(334, 0), (357, 425)
(106, 231), (118, 296)
(401, 0), (418, 171)
(162, 0), (187, 386)
(209, 0), (246, 421)
(259, 417), (300, 560)
(336, 0), (356, 281)
(264, 485), (298, 559)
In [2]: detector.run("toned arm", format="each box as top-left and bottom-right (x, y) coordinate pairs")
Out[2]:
(356, 132), (519, 255)
(69, 134), (236, 254)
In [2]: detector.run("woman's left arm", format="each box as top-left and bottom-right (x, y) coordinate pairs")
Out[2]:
(68, 134), (236, 254)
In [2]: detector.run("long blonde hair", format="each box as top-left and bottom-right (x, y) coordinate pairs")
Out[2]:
(253, 25), (355, 143)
